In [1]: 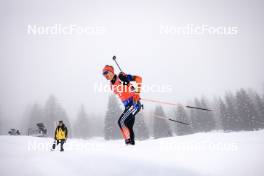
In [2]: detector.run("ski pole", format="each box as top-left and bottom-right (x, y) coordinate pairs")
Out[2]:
(111, 56), (212, 112)
(112, 55), (123, 72)
(141, 98), (213, 111)
(154, 114), (190, 125)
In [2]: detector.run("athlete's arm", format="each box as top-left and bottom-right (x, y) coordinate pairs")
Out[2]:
(118, 72), (142, 93)
(131, 75), (142, 94)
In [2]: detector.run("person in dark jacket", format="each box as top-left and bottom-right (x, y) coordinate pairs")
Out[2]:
(53, 120), (68, 151)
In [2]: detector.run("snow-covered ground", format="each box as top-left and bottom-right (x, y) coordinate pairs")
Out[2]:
(0, 130), (264, 176)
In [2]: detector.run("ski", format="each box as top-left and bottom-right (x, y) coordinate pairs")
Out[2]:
(141, 98), (213, 111)
(154, 114), (190, 125)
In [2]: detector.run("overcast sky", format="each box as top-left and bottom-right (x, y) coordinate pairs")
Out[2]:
(0, 0), (264, 128)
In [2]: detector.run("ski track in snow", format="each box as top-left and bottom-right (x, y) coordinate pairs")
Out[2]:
(0, 130), (264, 176)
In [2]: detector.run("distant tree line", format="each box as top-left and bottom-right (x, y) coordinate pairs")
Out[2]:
(156, 88), (264, 138)
(1, 88), (263, 140)
(21, 95), (103, 139)
(217, 89), (264, 132)
(104, 88), (264, 139)
(24, 95), (72, 137)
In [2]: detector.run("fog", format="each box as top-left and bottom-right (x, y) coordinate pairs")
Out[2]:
(0, 0), (264, 130)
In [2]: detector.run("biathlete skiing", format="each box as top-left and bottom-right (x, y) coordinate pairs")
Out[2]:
(102, 63), (142, 145)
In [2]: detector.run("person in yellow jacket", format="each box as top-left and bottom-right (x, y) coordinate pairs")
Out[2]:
(53, 120), (68, 152)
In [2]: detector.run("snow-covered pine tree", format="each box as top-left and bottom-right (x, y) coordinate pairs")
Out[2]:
(253, 94), (264, 129)
(27, 103), (44, 131)
(211, 97), (223, 130)
(200, 98), (215, 132)
(189, 98), (203, 133)
(73, 105), (90, 139)
(236, 89), (259, 131)
(88, 114), (104, 137)
(246, 89), (264, 130)
(44, 95), (71, 137)
(153, 106), (172, 139)
(134, 112), (149, 140)
(104, 95), (122, 140)
(225, 92), (240, 131)
(174, 105), (192, 136)
(218, 98), (231, 131)
(189, 98), (215, 133)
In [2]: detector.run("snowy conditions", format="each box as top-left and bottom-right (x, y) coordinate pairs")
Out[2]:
(0, 130), (263, 176)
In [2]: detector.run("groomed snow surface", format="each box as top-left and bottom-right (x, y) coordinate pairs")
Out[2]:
(0, 130), (263, 176)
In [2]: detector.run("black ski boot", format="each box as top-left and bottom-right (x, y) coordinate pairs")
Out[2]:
(125, 139), (135, 145)
(130, 139), (135, 145)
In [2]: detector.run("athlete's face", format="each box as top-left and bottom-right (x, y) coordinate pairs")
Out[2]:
(103, 71), (114, 81)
